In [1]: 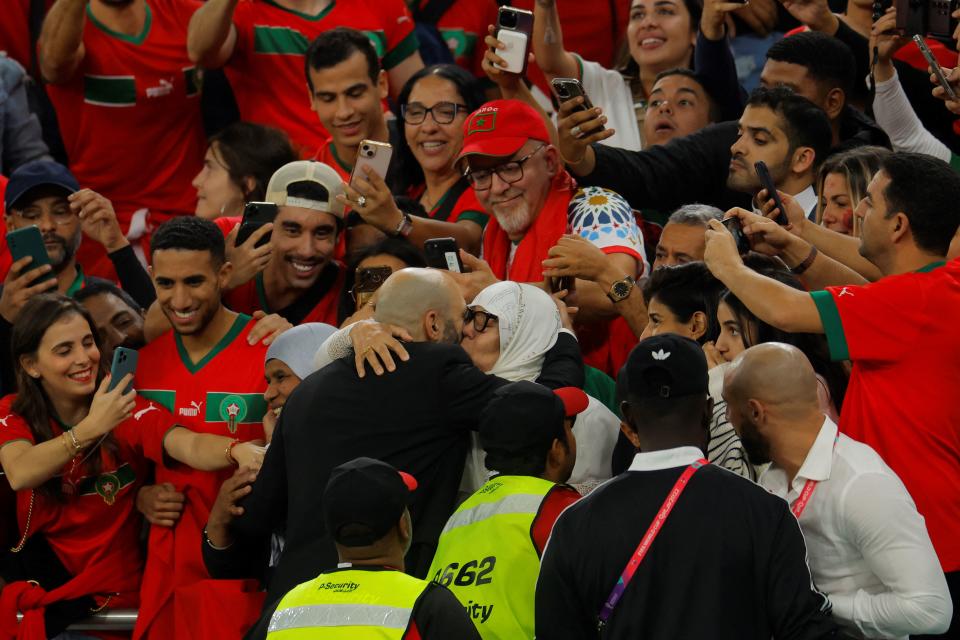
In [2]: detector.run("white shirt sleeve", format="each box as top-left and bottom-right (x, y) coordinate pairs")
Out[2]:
(872, 70), (952, 161)
(312, 322), (361, 371)
(830, 471), (953, 637)
(576, 55), (643, 152)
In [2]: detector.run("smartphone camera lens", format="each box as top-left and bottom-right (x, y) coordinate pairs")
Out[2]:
(500, 11), (517, 28)
(361, 144), (372, 157)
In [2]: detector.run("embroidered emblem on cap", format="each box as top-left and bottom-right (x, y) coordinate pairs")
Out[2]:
(652, 349), (671, 361)
(468, 108), (498, 135)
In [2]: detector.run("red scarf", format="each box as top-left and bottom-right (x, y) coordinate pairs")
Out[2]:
(0, 542), (140, 640)
(483, 172), (576, 281)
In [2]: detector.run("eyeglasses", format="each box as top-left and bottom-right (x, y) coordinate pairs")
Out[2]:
(464, 145), (546, 191)
(463, 307), (498, 333)
(11, 207), (75, 226)
(401, 101), (469, 125)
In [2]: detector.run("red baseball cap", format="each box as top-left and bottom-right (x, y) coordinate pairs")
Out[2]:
(554, 386), (590, 417)
(457, 99), (551, 162)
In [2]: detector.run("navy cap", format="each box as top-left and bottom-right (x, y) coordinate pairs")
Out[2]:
(479, 381), (588, 456)
(323, 457), (417, 547)
(620, 334), (709, 400)
(5, 160), (80, 211)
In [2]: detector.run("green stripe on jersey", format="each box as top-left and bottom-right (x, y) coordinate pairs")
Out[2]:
(810, 290), (849, 361)
(84, 75), (136, 107)
(362, 30), (387, 58)
(382, 31), (420, 70)
(253, 26), (310, 55)
(139, 389), (176, 413)
(205, 393), (267, 425)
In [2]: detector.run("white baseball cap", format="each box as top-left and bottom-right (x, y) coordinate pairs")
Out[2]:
(264, 161), (346, 219)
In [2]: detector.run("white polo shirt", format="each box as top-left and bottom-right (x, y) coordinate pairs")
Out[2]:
(759, 418), (952, 639)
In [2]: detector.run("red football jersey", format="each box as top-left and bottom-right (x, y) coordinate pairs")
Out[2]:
(413, 0), (499, 78)
(811, 260), (960, 572)
(314, 139), (353, 182)
(227, 0), (418, 156)
(0, 393), (170, 609)
(45, 0), (205, 230)
(224, 265), (344, 326)
(133, 314), (268, 638)
(0, 0), (54, 71)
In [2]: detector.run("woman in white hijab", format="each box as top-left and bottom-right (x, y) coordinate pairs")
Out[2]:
(460, 281), (620, 494)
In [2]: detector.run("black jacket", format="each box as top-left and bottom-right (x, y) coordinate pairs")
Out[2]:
(204, 335), (583, 622)
(536, 458), (839, 639)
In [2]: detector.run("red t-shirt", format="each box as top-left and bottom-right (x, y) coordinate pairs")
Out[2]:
(224, 263), (345, 325)
(0, 174), (10, 282)
(0, 394), (170, 607)
(227, 0), (419, 157)
(0, 0), (54, 71)
(314, 139), (353, 182)
(412, 0), (499, 78)
(810, 260), (960, 572)
(133, 314), (268, 637)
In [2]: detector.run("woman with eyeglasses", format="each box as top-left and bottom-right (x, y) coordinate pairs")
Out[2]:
(0, 295), (265, 637)
(339, 65), (488, 256)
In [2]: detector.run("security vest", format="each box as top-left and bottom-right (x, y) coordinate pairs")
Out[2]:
(427, 475), (555, 639)
(266, 567), (429, 639)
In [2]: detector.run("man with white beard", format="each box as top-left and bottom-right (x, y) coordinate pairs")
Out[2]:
(456, 99), (646, 374)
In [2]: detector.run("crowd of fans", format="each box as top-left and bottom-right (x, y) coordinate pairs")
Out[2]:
(0, 0), (958, 638)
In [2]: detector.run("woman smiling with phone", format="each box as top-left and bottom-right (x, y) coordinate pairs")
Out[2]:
(0, 295), (265, 637)
(340, 65), (488, 256)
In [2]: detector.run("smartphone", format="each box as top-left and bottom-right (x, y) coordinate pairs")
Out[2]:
(549, 276), (575, 294)
(721, 217), (751, 255)
(424, 238), (464, 273)
(351, 140), (393, 187)
(107, 346), (138, 393)
(353, 266), (392, 308)
(496, 6), (534, 74)
(914, 34), (958, 101)
(551, 78), (604, 136)
(6, 226), (55, 284)
(235, 202), (278, 247)
(753, 161), (790, 226)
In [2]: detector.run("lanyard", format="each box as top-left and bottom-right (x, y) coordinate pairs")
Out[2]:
(789, 433), (839, 519)
(597, 459), (708, 629)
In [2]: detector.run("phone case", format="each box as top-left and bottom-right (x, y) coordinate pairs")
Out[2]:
(914, 35), (958, 100)
(107, 347), (138, 393)
(425, 239), (464, 273)
(496, 29), (529, 75)
(753, 162), (789, 226)
(351, 140), (393, 186)
(6, 226), (55, 283)
(236, 202), (278, 247)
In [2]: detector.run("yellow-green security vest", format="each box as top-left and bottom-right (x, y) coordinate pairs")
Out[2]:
(427, 475), (555, 640)
(266, 568), (429, 639)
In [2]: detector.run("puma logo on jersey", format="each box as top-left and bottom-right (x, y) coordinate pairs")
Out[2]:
(134, 404), (159, 421)
(179, 400), (203, 417)
(146, 78), (173, 98)
(0, 414), (11, 427)
(838, 287), (854, 297)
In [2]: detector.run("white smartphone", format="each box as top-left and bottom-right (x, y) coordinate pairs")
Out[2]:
(495, 7), (533, 75)
(351, 140), (393, 186)
(914, 35), (958, 101)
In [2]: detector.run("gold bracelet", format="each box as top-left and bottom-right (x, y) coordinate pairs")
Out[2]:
(61, 432), (75, 457)
(225, 439), (240, 466)
(67, 429), (83, 453)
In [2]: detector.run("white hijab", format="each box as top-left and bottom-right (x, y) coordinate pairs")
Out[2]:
(472, 281), (560, 382)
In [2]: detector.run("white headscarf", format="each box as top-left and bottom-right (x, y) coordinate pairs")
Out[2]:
(265, 323), (338, 380)
(471, 282), (561, 382)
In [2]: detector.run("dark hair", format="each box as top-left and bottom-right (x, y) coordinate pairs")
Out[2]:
(880, 152), (960, 256)
(74, 280), (142, 313)
(11, 295), (117, 500)
(208, 122), (298, 202)
(485, 436), (569, 478)
(765, 31), (856, 99)
(653, 67), (720, 122)
(150, 216), (226, 267)
(720, 254), (848, 409)
(641, 262), (723, 344)
(815, 146), (891, 236)
(615, 0), (701, 81)
(337, 238), (427, 324)
(305, 27), (380, 93)
(747, 86), (832, 173)
(395, 64), (486, 191)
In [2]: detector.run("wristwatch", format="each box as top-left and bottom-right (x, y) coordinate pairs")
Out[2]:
(392, 212), (414, 238)
(607, 275), (636, 303)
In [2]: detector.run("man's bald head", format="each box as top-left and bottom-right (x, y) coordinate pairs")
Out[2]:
(725, 343), (820, 416)
(375, 268), (465, 343)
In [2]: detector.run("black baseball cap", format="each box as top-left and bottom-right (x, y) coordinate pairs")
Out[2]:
(480, 381), (589, 455)
(619, 334), (708, 400)
(323, 457), (418, 547)
(4, 160), (80, 211)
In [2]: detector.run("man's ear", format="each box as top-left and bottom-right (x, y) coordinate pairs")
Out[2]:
(217, 261), (234, 290)
(377, 69), (389, 101)
(824, 87), (845, 121)
(690, 311), (708, 341)
(306, 81), (317, 114)
(423, 309), (440, 341)
(747, 398), (765, 428)
(889, 212), (911, 246)
(791, 146), (816, 178)
(619, 422), (641, 449)
(544, 145), (562, 178)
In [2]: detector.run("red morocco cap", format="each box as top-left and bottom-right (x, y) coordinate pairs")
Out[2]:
(457, 99), (551, 162)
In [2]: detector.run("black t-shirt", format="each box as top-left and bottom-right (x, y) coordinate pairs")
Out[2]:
(536, 454), (840, 639)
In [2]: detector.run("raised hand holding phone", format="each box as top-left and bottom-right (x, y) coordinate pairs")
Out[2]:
(107, 347), (138, 393)
(494, 7), (533, 74)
